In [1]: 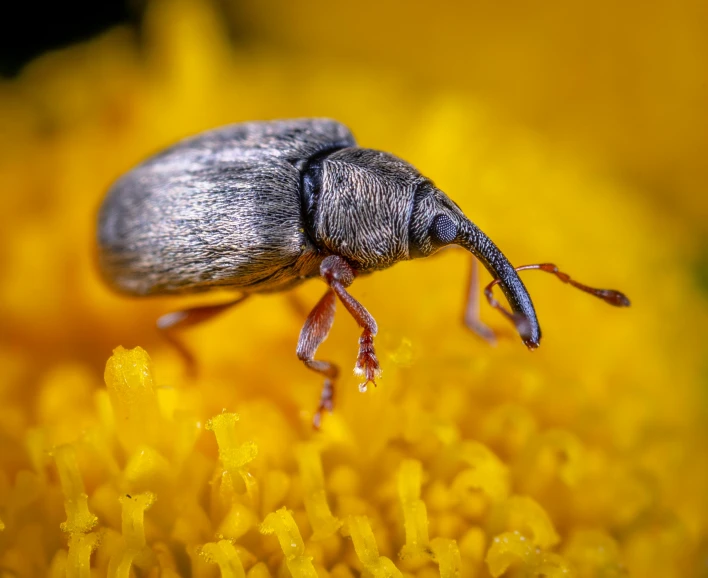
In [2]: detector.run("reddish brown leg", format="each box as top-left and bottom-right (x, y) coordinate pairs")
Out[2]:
(296, 289), (338, 429)
(464, 257), (497, 345)
(286, 291), (310, 320)
(484, 263), (630, 327)
(157, 295), (249, 377)
(320, 255), (380, 392)
(296, 256), (381, 428)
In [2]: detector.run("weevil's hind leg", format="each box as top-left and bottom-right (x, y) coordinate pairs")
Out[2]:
(296, 289), (339, 429)
(464, 257), (498, 345)
(286, 291), (310, 320)
(157, 295), (249, 377)
(157, 296), (250, 331)
(160, 332), (199, 378)
(320, 255), (381, 392)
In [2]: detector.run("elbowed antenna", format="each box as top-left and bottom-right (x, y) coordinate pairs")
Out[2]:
(456, 218), (542, 348)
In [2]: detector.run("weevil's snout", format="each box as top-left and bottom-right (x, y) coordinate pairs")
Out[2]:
(523, 330), (541, 350)
(508, 311), (540, 349)
(513, 311), (542, 349)
(455, 217), (542, 347)
(407, 187), (542, 347)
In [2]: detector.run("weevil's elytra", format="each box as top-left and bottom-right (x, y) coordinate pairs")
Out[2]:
(98, 118), (630, 427)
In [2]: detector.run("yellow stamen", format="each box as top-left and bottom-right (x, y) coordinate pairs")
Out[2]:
(200, 539), (247, 578)
(296, 443), (342, 539)
(259, 508), (318, 578)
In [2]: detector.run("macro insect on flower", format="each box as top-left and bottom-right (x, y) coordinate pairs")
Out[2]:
(98, 118), (630, 427)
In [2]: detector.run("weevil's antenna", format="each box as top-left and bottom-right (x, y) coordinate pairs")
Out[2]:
(484, 263), (631, 312)
(456, 219), (541, 348)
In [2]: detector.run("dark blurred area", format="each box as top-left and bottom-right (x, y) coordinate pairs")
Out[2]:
(0, 0), (144, 77)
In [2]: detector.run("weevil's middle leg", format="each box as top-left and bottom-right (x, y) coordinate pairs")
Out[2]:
(157, 295), (249, 376)
(296, 288), (339, 429)
(320, 255), (381, 392)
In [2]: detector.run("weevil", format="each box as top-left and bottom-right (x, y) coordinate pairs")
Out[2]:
(98, 118), (630, 426)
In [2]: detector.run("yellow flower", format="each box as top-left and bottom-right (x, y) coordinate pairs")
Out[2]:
(0, 1), (706, 577)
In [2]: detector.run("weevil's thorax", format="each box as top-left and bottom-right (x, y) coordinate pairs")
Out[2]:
(305, 148), (424, 272)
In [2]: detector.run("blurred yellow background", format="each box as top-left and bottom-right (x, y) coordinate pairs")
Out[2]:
(0, 0), (706, 576)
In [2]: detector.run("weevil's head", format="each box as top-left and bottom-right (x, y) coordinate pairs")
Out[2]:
(307, 147), (541, 347)
(408, 183), (541, 347)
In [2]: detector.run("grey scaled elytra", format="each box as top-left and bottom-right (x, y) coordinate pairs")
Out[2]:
(97, 118), (630, 427)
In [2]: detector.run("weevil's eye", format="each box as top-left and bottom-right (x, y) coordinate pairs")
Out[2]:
(430, 214), (457, 245)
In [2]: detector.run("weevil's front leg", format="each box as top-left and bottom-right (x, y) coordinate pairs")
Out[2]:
(157, 295), (249, 376)
(296, 289), (338, 429)
(320, 255), (381, 392)
(464, 257), (498, 345)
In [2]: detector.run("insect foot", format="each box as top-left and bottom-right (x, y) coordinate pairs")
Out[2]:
(312, 378), (336, 430)
(354, 328), (381, 392)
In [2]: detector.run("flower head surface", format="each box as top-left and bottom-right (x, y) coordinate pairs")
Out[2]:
(0, 2), (706, 576)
